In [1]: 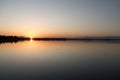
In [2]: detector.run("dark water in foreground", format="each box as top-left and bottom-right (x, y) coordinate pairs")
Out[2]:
(0, 40), (120, 80)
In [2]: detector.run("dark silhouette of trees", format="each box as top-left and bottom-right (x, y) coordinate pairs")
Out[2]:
(0, 35), (30, 44)
(0, 35), (120, 44)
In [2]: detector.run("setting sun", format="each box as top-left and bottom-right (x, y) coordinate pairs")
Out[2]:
(30, 37), (33, 42)
(30, 37), (33, 39)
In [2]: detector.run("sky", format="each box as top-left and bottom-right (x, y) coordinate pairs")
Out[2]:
(0, 0), (120, 37)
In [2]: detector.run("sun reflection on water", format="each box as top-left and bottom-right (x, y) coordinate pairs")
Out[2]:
(30, 37), (33, 42)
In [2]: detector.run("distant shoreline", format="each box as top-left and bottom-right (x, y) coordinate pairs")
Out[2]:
(0, 35), (30, 44)
(33, 37), (120, 41)
(0, 35), (120, 40)
(0, 35), (120, 44)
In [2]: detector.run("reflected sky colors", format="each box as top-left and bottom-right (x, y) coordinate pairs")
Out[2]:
(0, 0), (120, 37)
(0, 41), (120, 63)
(0, 41), (120, 79)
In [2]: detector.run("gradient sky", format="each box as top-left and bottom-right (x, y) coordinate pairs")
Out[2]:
(0, 0), (120, 37)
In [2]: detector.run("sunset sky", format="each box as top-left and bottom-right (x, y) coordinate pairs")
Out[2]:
(0, 0), (120, 37)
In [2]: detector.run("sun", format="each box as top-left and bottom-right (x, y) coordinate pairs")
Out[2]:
(30, 37), (33, 39)
(30, 36), (33, 42)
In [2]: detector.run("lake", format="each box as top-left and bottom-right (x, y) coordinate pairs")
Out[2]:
(0, 40), (120, 80)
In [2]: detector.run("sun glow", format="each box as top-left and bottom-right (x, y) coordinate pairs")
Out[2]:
(30, 37), (33, 42)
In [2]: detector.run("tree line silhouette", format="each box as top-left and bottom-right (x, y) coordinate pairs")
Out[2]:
(0, 35), (30, 44)
(0, 35), (120, 44)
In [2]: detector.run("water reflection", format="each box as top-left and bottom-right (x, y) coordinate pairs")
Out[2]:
(0, 39), (29, 44)
(30, 38), (33, 42)
(0, 39), (120, 44)
(0, 40), (120, 80)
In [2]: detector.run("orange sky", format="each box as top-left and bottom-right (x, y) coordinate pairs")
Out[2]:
(0, 0), (120, 37)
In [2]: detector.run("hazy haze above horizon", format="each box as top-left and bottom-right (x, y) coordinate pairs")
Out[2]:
(0, 0), (120, 37)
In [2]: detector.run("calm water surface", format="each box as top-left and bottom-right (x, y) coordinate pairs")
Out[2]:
(0, 41), (120, 80)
